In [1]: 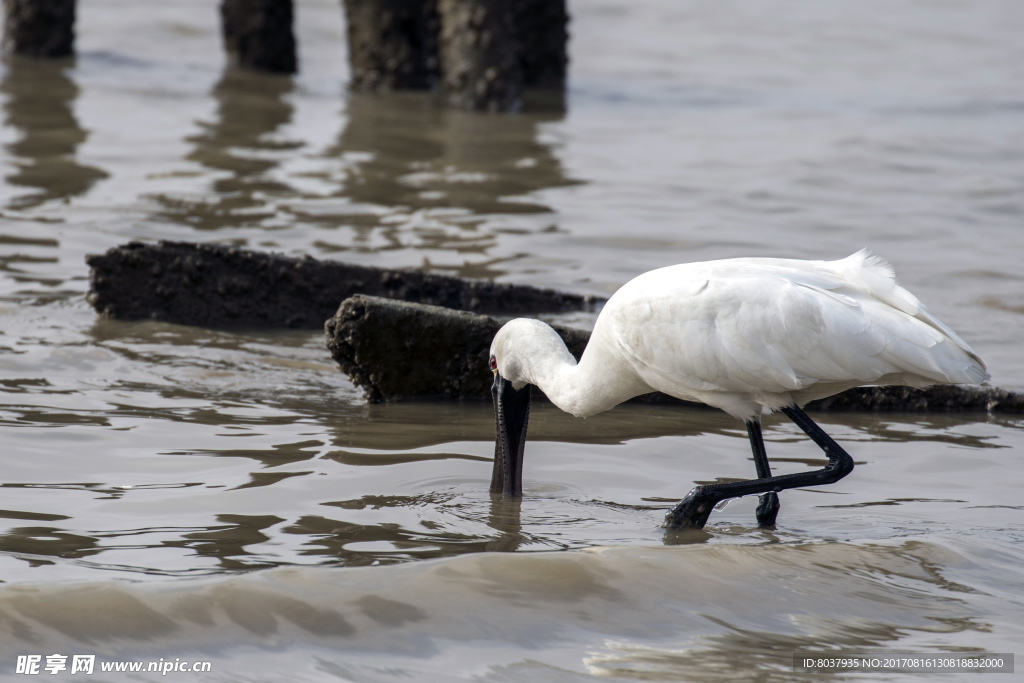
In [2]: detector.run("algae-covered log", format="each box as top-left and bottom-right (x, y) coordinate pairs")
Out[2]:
(325, 294), (589, 402)
(809, 384), (1024, 413)
(86, 241), (599, 329)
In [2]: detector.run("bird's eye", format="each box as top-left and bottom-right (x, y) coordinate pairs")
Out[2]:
(489, 356), (497, 371)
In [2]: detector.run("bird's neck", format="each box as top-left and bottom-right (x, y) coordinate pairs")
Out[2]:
(530, 333), (650, 418)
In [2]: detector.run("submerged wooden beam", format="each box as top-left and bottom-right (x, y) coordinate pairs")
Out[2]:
(2, 0), (75, 57)
(86, 241), (599, 329)
(326, 294), (1024, 412)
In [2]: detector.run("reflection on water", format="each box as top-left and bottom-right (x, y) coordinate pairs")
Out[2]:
(0, 57), (107, 209)
(143, 71), (578, 282)
(3, 318), (1021, 578)
(325, 398), (729, 451)
(0, 524), (100, 563)
(314, 93), (579, 278)
(151, 68), (298, 231)
(180, 514), (286, 572)
(486, 495), (526, 552)
(329, 92), (575, 216)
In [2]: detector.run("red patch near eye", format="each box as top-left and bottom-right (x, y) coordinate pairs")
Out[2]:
(489, 357), (497, 370)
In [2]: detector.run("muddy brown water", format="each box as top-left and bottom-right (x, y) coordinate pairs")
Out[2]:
(0, 0), (1022, 680)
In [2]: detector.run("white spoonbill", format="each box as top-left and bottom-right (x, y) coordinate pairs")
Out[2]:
(488, 250), (989, 529)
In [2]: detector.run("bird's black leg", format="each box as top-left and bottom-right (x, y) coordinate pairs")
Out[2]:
(747, 419), (780, 527)
(666, 405), (854, 529)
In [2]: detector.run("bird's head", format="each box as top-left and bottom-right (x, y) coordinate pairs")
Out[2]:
(487, 319), (548, 497)
(489, 318), (564, 389)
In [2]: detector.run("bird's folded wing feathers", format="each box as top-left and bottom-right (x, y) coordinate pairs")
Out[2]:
(603, 255), (987, 398)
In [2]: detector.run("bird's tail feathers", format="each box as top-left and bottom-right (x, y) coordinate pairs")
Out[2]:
(837, 249), (921, 317)
(839, 249), (990, 386)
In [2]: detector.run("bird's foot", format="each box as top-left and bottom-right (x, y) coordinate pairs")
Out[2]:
(755, 491), (780, 527)
(664, 487), (719, 529)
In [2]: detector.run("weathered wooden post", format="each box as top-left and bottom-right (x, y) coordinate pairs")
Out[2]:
(341, 0), (440, 91)
(437, 0), (522, 111)
(1, 0), (75, 57)
(513, 0), (568, 91)
(220, 0), (297, 73)
(339, 0), (567, 112)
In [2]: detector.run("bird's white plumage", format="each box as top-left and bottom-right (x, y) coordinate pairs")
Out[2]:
(490, 251), (988, 420)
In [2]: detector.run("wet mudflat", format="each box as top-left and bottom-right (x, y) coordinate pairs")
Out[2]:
(0, 0), (1022, 680)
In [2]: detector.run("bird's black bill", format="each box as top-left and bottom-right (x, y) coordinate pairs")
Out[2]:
(491, 372), (532, 496)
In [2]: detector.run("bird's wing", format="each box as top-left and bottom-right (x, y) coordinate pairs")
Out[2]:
(598, 255), (987, 403)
